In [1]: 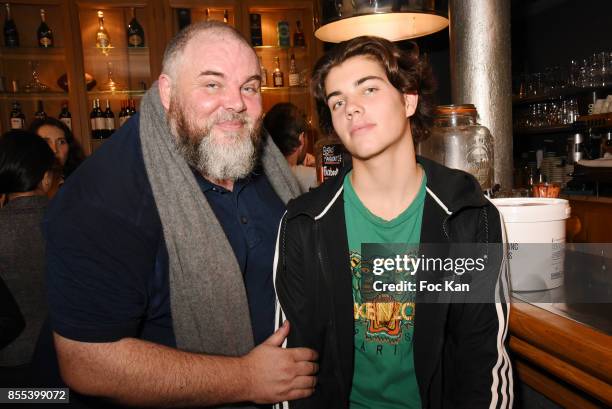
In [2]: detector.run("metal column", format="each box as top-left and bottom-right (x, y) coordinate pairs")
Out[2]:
(449, 0), (513, 190)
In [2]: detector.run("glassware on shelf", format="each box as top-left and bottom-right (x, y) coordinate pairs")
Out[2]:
(96, 10), (111, 54)
(24, 60), (49, 93)
(100, 61), (122, 92)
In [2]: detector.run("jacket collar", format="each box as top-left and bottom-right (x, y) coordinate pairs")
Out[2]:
(286, 155), (488, 220)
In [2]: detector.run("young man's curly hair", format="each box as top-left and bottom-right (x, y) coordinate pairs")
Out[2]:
(311, 36), (436, 143)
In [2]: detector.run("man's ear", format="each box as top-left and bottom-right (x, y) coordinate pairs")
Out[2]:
(404, 93), (419, 118)
(158, 74), (173, 111)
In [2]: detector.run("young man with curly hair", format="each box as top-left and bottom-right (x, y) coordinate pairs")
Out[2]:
(275, 36), (513, 409)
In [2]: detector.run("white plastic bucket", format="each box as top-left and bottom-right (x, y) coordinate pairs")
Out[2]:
(492, 198), (571, 291)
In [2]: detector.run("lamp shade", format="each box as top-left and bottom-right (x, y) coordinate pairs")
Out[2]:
(315, 0), (449, 43)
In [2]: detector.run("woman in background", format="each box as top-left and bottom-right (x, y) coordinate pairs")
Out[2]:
(0, 130), (55, 386)
(30, 117), (85, 196)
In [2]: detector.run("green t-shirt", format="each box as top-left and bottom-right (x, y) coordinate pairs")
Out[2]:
(344, 170), (426, 409)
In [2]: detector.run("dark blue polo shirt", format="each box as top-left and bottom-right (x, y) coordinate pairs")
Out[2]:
(44, 113), (284, 351)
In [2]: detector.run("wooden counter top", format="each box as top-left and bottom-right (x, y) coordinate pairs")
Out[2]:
(509, 302), (612, 407)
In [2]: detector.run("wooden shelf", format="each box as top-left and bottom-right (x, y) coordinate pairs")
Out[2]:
(0, 91), (68, 100)
(0, 46), (66, 61)
(262, 86), (308, 93)
(88, 89), (146, 97)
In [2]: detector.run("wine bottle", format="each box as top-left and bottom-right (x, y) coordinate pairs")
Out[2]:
(129, 98), (137, 115)
(4, 3), (19, 47)
(90, 99), (99, 138)
(118, 100), (126, 127)
(288, 54), (299, 87)
(95, 99), (105, 138)
(37, 8), (53, 48)
(58, 101), (72, 130)
(9, 101), (25, 129)
(223, 9), (228, 24)
(34, 100), (47, 120)
(104, 99), (114, 138)
(127, 8), (145, 47)
(293, 20), (305, 47)
(259, 56), (268, 87)
(272, 56), (284, 87)
(96, 10), (110, 49)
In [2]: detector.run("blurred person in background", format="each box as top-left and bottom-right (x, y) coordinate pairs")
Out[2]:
(0, 130), (55, 386)
(30, 117), (85, 196)
(264, 102), (318, 191)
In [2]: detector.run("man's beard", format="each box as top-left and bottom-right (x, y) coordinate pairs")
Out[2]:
(168, 96), (262, 181)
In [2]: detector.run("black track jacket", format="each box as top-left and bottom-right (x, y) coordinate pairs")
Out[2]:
(274, 156), (513, 409)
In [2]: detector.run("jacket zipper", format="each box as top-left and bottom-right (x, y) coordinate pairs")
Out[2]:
(314, 221), (349, 408)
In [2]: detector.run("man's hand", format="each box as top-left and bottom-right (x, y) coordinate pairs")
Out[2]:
(243, 321), (318, 403)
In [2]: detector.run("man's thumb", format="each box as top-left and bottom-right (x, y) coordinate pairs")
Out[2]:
(264, 320), (290, 346)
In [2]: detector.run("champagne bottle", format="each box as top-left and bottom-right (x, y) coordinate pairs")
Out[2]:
(288, 54), (299, 87)
(272, 56), (284, 87)
(95, 99), (105, 138)
(293, 20), (305, 47)
(104, 99), (114, 138)
(259, 56), (268, 87)
(58, 101), (72, 130)
(4, 3), (19, 47)
(34, 100), (47, 120)
(127, 8), (145, 47)
(37, 8), (53, 48)
(9, 101), (25, 129)
(96, 10), (110, 49)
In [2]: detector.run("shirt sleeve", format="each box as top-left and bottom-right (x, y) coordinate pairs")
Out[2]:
(44, 199), (157, 343)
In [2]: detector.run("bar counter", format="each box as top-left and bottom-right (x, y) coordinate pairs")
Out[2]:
(508, 246), (612, 408)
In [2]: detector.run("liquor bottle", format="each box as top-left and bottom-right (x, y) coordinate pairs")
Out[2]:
(129, 98), (137, 115)
(272, 56), (284, 87)
(58, 101), (72, 130)
(34, 100), (47, 120)
(204, 8), (210, 21)
(223, 9), (229, 24)
(4, 3), (19, 47)
(249, 14), (262, 46)
(96, 10), (110, 49)
(277, 21), (290, 47)
(293, 20), (305, 47)
(176, 8), (191, 30)
(288, 54), (299, 87)
(259, 56), (268, 87)
(127, 8), (145, 47)
(9, 101), (25, 129)
(37, 8), (53, 48)
(104, 99), (114, 138)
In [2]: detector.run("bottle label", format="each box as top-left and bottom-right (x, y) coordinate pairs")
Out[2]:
(289, 73), (300, 87)
(95, 117), (105, 130)
(320, 143), (346, 182)
(10, 118), (23, 129)
(274, 75), (283, 87)
(97, 34), (110, 48)
(91, 118), (97, 130)
(60, 117), (72, 130)
(39, 37), (52, 47)
(128, 34), (143, 47)
(106, 117), (115, 131)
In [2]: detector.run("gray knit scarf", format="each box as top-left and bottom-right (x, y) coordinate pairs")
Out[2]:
(139, 83), (301, 361)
